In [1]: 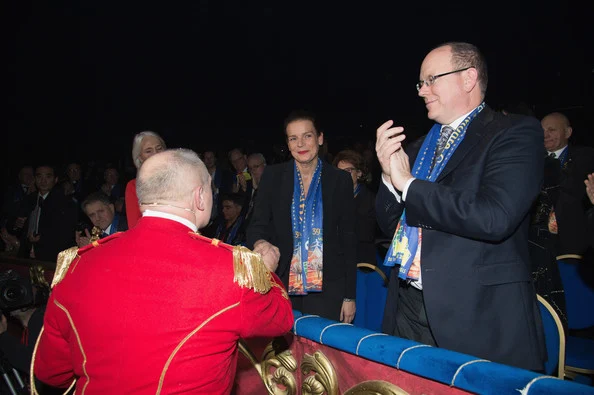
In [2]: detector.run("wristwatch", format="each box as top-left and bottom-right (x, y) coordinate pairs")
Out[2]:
(343, 298), (355, 302)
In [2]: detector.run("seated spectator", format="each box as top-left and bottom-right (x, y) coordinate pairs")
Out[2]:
(204, 193), (246, 246)
(333, 149), (378, 265)
(100, 166), (125, 213)
(202, 149), (234, 224)
(75, 191), (129, 247)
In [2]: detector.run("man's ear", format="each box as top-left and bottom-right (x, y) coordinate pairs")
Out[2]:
(565, 126), (573, 140)
(464, 67), (478, 93)
(195, 186), (206, 212)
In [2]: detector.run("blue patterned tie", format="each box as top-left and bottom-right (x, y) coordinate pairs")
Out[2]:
(432, 126), (454, 168)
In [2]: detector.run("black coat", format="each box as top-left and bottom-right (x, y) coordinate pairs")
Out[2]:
(377, 107), (546, 371)
(246, 159), (357, 321)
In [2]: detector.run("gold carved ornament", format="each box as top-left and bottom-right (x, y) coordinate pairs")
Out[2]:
(240, 338), (409, 395)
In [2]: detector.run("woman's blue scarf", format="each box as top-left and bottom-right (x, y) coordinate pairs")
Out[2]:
(289, 159), (324, 295)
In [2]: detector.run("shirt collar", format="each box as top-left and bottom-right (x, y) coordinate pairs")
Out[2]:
(445, 108), (476, 131)
(548, 145), (568, 158)
(142, 209), (197, 232)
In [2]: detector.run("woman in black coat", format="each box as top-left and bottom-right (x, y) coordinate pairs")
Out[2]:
(246, 110), (357, 323)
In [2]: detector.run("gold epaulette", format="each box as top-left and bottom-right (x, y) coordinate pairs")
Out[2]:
(188, 232), (272, 294)
(52, 246), (80, 288)
(52, 233), (123, 288)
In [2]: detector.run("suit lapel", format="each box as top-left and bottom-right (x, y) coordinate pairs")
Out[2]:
(437, 107), (495, 182)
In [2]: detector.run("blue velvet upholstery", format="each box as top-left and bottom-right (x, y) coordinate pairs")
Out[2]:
(558, 260), (594, 330)
(353, 263), (389, 332)
(292, 310), (594, 394)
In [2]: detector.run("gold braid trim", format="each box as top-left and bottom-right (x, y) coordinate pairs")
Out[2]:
(30, 326), (77, 395)
(52, 246), (80, 289)
(232, 245), (272, 294)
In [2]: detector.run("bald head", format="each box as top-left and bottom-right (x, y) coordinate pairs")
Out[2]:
(541, 112), (572, 152)
(137, 149), (212, 228)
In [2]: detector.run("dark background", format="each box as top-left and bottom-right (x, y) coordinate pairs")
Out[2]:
(4, 1), (594, 173)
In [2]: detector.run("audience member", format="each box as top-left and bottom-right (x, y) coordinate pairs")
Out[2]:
(75, 191), (129, 247)
(14, 164), (78, 262)
(244, 152), (267, 225)
(33, 148), (293, 394)
(204, 192), (246, 246)
(62, 162), (89, 205)
(229, 148), (251, 193)
(529, 112), (594, 327)
(203, 149), (234, 224)
(333, 149), (378, 265)
(125, 131), (166, 228)
(1, 165), (35, 254)
(375, 42), (545, 371)
(100, 165), (125, 213)
(247, 110), (357, 323)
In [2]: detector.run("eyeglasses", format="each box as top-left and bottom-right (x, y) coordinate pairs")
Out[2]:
(416, 67), (472, 92)
(340, 167), (358, 174)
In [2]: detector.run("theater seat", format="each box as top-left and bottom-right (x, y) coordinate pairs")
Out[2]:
(354, 263), (389, 332)
(536, 294), (566, 378)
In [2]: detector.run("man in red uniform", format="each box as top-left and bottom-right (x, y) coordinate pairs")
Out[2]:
(33, 148), (294, 394)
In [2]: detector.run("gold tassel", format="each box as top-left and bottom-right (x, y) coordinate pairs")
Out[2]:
(52, 246), (80, 288)
(233, 246), (272, 294)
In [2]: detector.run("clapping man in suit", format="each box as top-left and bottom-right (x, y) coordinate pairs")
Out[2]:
(375, 42), (546, 371)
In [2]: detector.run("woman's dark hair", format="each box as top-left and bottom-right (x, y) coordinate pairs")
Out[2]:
(332, 149), (367, 180)
(283, 110), (321, 137)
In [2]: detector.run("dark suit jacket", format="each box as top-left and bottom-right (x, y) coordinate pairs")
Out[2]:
(17, 189), (78, 263)
(552, 144), (594, 257)
(246, 159), (357, 321)
(376, 106), (546, 371)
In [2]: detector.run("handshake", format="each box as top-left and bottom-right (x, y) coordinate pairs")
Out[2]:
(253, 240), (280, 272)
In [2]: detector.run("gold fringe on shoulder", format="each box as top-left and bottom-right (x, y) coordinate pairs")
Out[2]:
(52, 246), (80, 288)
(233, 246), (272, 294)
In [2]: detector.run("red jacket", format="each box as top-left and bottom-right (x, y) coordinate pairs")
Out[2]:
(33, 216), (293, 394)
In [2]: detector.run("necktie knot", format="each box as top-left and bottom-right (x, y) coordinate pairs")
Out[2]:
(438, 126), (455, 151)
(548, 152), (556, 159)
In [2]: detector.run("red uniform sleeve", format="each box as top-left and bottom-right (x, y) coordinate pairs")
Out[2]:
(238, 272), (294, 339)
(33, 295), (76, 389)
(125, 179), (141, 229)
